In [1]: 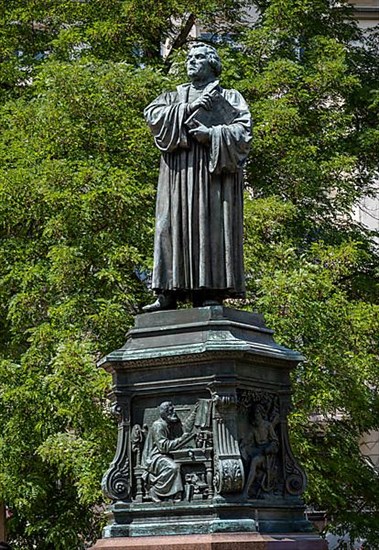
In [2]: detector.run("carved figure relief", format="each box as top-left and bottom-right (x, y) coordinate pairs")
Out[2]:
(241, 403), (280, 498)
(132, 399), (214, 503)
(104, 390), (306, 506)
(141, 401), (196, 502)
(238, 391), (281, 499)
(238, 389), (307, 499)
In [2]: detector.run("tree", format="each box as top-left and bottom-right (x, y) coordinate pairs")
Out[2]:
(227, 1), (379, 544)
(0, 0), (378, 548)
(0, 0), (247, 99)
(0, 60), (164, 548)
(0, 3), (252, 547)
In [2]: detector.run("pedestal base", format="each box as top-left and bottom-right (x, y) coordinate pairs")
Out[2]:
(91, 533), (327, 550)
(98, 308), (316, 544)
(103, 498), (311, 538)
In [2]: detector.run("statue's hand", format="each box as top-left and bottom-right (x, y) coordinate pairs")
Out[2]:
(188, 91), (214, 114)
(188, 123), (210, 145)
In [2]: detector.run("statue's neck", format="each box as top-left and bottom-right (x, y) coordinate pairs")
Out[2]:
(190, 76), (218, 89)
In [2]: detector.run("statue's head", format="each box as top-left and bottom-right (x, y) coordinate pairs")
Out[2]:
(186, 42), (222, 82)
(254, 404), (266, 421)
(159, 401), (179, 424)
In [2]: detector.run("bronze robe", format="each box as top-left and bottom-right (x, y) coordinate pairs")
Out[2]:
(144, 83), (252, 297)
(141, 418), (184, 498)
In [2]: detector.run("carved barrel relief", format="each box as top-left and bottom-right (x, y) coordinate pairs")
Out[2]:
(212, 392), (245, 494)
(238, 389), (306, 499)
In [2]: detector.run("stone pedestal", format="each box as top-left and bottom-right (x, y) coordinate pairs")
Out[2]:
(93, 307), (324, 547)
(92, 533), (327, 549)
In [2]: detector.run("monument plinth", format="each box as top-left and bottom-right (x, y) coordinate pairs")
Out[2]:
(91, 307), (326, 549)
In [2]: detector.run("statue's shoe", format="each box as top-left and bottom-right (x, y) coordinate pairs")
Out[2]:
(142, 294), (177, 312)
(148, 489), (161, 503)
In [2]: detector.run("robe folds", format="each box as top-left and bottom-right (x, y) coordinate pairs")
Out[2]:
(141, 418), (184, 499)
(144, 83), (252, 297)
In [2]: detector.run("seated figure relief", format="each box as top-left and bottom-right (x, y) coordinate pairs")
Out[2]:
(140, 401), (199, 502)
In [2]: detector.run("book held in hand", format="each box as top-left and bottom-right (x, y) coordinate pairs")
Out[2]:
(185, 90), (240, 130)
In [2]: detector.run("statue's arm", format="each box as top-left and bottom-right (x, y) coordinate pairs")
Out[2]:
(209, 89), (252, 174)
(153, 423), (189, 453)
(144, 91), (189, 153)
(268, 423), (279, 442)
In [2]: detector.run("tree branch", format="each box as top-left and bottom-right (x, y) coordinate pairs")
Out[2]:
(165, 13), (196, 62)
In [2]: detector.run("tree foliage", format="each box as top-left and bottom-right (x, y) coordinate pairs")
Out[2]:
(0, 0), (378, 548)
(233, 2), (379, 544)
(0, 0), (247, 97)
(0, 60), (165, 548)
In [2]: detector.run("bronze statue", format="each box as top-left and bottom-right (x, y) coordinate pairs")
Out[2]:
(144, 42), (252, 311)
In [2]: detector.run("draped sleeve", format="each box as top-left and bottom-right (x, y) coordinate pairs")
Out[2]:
(144, 91), (189, 153)
(209, 89), (252, 174)
(153, 422), (184, 453)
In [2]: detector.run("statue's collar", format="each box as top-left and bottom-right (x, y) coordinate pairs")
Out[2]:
(177, 80), (221, 101)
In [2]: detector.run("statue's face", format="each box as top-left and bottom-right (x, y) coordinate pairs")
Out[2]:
(186, 46), (213, 81)
(161, 402), (179, 423)
(255, 406), (265, 422)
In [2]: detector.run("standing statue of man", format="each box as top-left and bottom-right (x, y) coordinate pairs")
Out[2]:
(143, 42), (252, 311)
